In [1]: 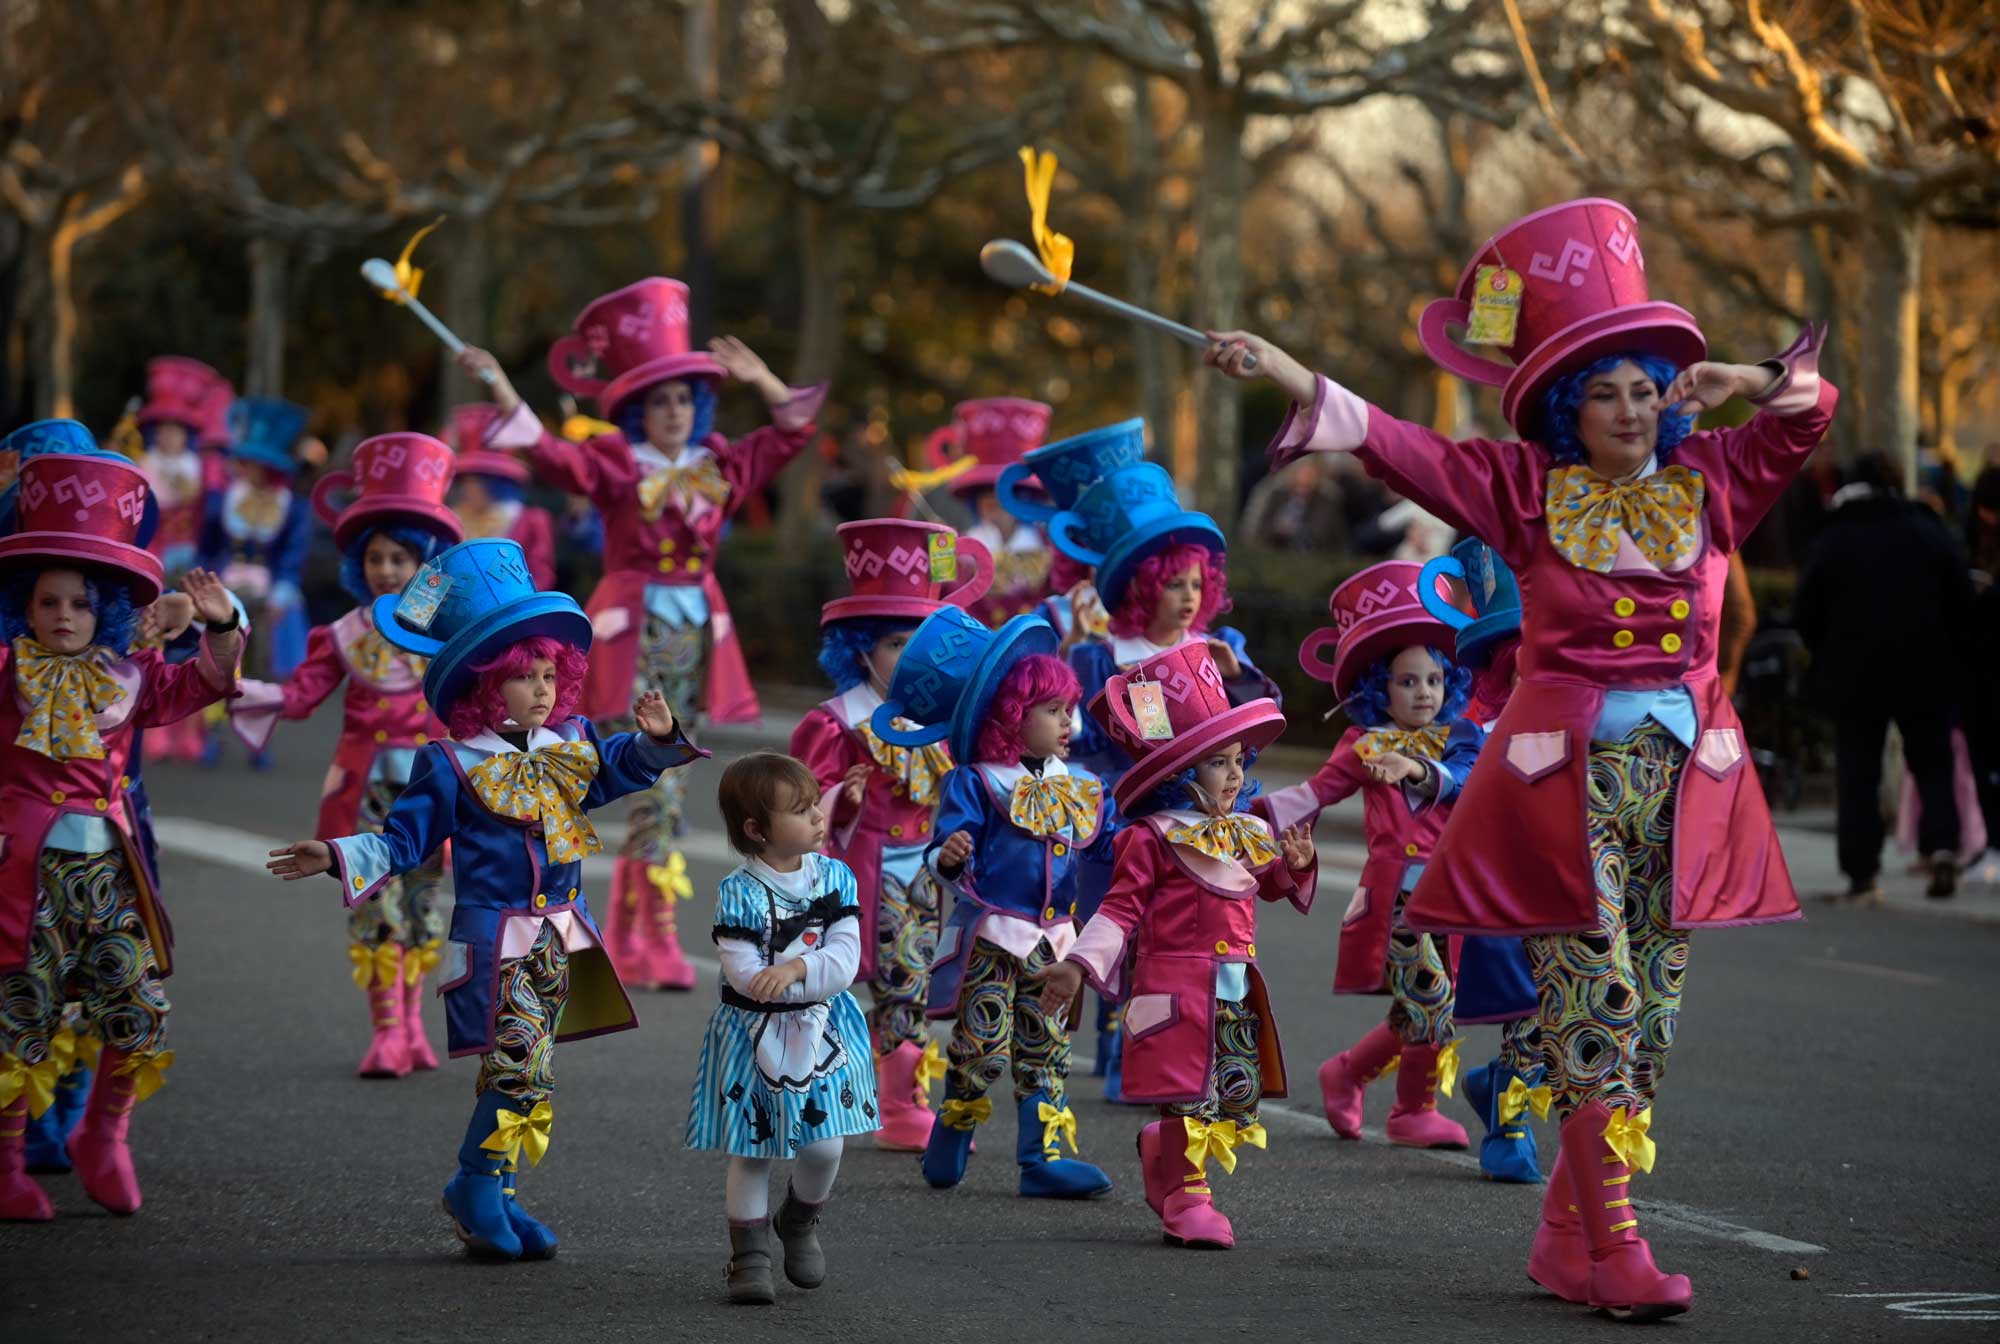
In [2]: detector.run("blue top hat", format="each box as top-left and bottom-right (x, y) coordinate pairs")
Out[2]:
(371, 537), (592, 717)
(1419, 536), (1522, 670)
(0, 419), (159, 548)
(226, 397), (309, 475)
(1048, 462), (1224, 612)
(997, 417), (1148, 524)
(870, 608), (1059, 763)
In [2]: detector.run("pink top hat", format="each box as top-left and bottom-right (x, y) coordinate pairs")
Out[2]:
(311, 432), (464, 552)
(820, 518), (996, 624)
(1300, 560), (1460, 701)
(1417, 198), (1707, 436)
(926, 398), (1052, 497)
(1089, 638), (1287, 815)
(445, 403), (531, 484)
(137, 356), (228, 431)
(544, 278), (725, 423)
(0, 453), (165, 605)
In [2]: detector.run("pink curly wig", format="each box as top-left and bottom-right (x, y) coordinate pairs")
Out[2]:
(446, 635), (590, 739)
(1047, 550), (1093, 598)
(973, 653), (1079, 764)
(1107, 543), (1230, 639)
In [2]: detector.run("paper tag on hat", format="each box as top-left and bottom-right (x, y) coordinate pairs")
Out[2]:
(1465, 265), (1522, 346)
(1128, 679), (1173, 741)
(928, 532), (958, 583)
(395, 565), (452, 631)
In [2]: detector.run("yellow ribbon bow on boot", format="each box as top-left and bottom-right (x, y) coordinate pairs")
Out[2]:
(1166, 813), (1280, 866)
(637, 458), (731, 518)
(938, 1096), (992, 1131)
(0, 1053), (61, 1117)
(644, 853), (694, 910)
(1183, 1118), (1268, 1176)
(1545, 464), (1705, 574)
(483, 1099), (555, 1168)
(347, 625), (425, 684)
(1355, 723), (1450, 763)
(403, 939), (443, 986)
(1499, 1076), (1554, 1125)
(1008, 773), (1101, 839)
(468, 741), (602, 863)
(350, 942), (402, 990)
(1037, 1101), (1080, 1156)
(1602, 1104), (1656, 1173)
(863, 720), (955, 808)
(12, 637), (126, 761)
(914, 1039), (947, 1094)
(113, 1048), (175, 1103)
(1433, 1038), (1462, 1099)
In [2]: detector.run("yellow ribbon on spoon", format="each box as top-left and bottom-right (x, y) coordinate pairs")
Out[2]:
(1018, 147), (1073, 296)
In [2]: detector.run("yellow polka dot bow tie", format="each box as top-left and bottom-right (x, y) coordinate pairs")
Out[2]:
(348, 625), (426, 684)
(468, 740), (603, 863)
(1355, 723), (1450, 763)
(12, 637), (126, 761)
(1545, 464), (1705, 575)
(863, 719), (954, 807)
(637, 459), (730, 519)
(1166, 813), (1280, 866)
(1008, 772), (1102, 839)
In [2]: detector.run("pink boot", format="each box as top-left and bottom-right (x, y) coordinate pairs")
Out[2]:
(1315, 1022), (1401, 1139)
(1156, 1117), (1234, 1249)
(1527, 1142), (1590, 1302)
(69, 1046), (155, 1215)
(602, 857), (646, 987)
(357, 946), (412, 1079)
(0, 1097), (54, 1221)
(1385, 1043), (1471, 1149)
(403, 955), (440, 1072)
(1137, 1121), (1168, 1216)
(641, 857), (698, 992)
(1563, 1101), (1691, 1320)
(872, 1043), (934, 1151)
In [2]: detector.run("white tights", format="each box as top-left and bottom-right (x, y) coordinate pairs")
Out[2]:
(724, 1137), (844, 1223)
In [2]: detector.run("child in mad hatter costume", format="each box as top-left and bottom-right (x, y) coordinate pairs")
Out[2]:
(231, 433), (462, 1080)
(445, 404), (559, 591)
(689, 752), (880, 1305)
(872, 608), (1113, 1199)
(787, 519), (993, 1150)
(1210, 197), (1839, 1320)
(925, 397), (1053, 628)
(0, 421), (243, 1221)
(1256, 561), (1476, 1151)
(460, 280), (825, 993)
(1040, 639), (1317, 1249)
(265, 537), (704, 1260)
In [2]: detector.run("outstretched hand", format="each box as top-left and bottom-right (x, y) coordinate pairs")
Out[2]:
(141, 592), (196, 644)
(708, 336), (789, 406)
(634, 690), (677, 739)
(1660, 361), (1775, 417)
(180, 569), (237, 626)
(267, 840), (333, 882)
(1280, 823), (1316, 873)
(1202, 330), (1318, 405)
(1037, 958), (1085, 1016)
(841, 761), (872, 805)
(1366, 751), (1426, 786)
(455, 347), (522, 413)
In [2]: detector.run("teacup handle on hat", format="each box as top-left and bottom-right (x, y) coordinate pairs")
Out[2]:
(924, 424), (962, 471)
(545, 334), (607, 399)
(309, 471), (355, 531)
(1417, 299), (1512, 388)
(1048, 512), (1105, 567)
(1297, 626), (1342, 684)
(870, 702), (951, 749)
(943, 536), (996, 613)
(1417, 555), (1476, 632)
(996, 462), (1055, 523)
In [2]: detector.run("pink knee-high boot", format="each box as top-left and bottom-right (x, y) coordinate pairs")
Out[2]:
(1155, 1117), (1234, 1250)
(602, 857), (646, 986)
(640, 854), (697, 991)
(1385, 1042), (1471, 1149)
(357, 946), (411, 1078)
(0, 1097), (53, 1221)
(403, 952), (440, 1072)
(1562, 1101), (1691, 1321)
(873, 1042), (934, 1151)
(1315, 1022), (1401, 1139)
(1527, 1139), (1590, 1302)
(68, 1045), (158, 1215)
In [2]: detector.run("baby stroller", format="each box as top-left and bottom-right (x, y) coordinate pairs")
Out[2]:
(1735, 619), (1812, 812)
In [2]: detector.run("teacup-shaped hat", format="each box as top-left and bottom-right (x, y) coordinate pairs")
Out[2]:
(1419, 537), (1521, 671)
(1089, 638), (1286, 815)
(1299, 560), (1459, 701)
(869, 607), (1059, 763)
(821, 519), (994, 624)
(997, 417), (1147, 525)
(1049, 462), (1223, 612)
(312, 433), (463, 551)
(545, 278), (724, 423)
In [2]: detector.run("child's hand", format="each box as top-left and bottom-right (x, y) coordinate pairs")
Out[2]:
(841, 761), (872, 806)
(455, 347), (521, 411)
(1280, 824), (1316, 873)
(1036, 959), (1085, 1015)
(748, 957), (809, 1002)
(1366, 751), (1425, 786)
(267, 841), (333, 881)
(1205, 637), (1243, 679)
(181, 569), (237, 626)
(937, 830), (973, 872)
(634, 690), (677, 739)
(141, 592), (196, 644)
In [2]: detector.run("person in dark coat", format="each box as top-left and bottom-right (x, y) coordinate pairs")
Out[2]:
(1796, 453), (1974, 899)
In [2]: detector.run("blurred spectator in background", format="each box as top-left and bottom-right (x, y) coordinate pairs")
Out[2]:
(1238, 455), (1347, 551)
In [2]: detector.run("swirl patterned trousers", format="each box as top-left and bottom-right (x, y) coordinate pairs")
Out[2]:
(474, 924), (569, 1105)
(1162, 998), (1261, 1125)
(1387, 889), (1456, 1046)
(347, 773), (448, 950)
(1523, 721), (1689, 1120)
(943, 938), (1070, 1106)
(868, 864), (940, 1055)
(0, 849), (170, 1064)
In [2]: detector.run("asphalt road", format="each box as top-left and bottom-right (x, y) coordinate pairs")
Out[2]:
(5, 706), (1998, 1342)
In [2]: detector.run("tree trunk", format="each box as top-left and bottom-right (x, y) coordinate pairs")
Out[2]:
(438, 212), (491, 420)
(1189, 88), (1247, 520)
(17, 242), (53, 421)
(46, 202), (87, 420)
(1857, 205), (1920, 489)
(680, 0), (719, 338)
(245, 235), (290, 398)
(773, 196), (841, 557)
(1123, 70), (1173, 460)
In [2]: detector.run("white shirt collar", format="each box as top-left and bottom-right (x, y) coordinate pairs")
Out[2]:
(458, 724), (563, 755)
(746, 853), (820, 902)
(1110, 633), (1180, 666)
(979, 755), (1072, 793)
(836, 682), (885, 728)
(634, 442), (714, 474)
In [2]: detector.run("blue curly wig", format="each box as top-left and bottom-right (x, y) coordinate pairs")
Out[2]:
(1538, 351), (1693, 466)
(456, 470), (524, 504)
(1, 569), (139, 656)
(616, 377), (717, 449)
(1343, 645), (1471, 730)
(338, 525), (448, 606)
(818, 616), (921, 693)
(1125, 750), (1267, 821)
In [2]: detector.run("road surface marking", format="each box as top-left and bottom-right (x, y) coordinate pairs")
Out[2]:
(1797, 955), (1943, 987)
(1834, 1293), (2000, 1322)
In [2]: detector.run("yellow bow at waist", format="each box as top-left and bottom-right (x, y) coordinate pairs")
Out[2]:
(1037, 1101), (1080, 1155)
(403, 939), (443, 986)
(641, 853), (693, 911)
(637, 458), (730, 519)
(1545, 463), (1705, 575)
(1500, 1076), (1554, 1125)
(350, 942), (401, 991)
(1433, 1038), (1462, 1099)
(113, 1048), (175, 1104)
(938, 1096), (991, 1131)
(348, 625), (426, 685)
(1183, 1118), (1268, 1176)
(1009, 772), (1101, 840)
(915, 1039), (947, 1093)
(467, 741), (602, 864)
(1602, 1104), (1656, 1174)
(1166, 813), (1280, 867)
(0, 1053), (61, 1118)
(482, 1100), (555, 1168)
(12, 637), (126, 761)
(862, 719), (954, 809)
(1355, 722), (1450, 763)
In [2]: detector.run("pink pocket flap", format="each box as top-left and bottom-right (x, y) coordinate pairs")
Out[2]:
(591, 605), (632, 643)
(1504, 730), (1571, 784)
(1693, 727), (1745, 781)
(1341, 884), (1372, 929)
(1122, 992), (1178, 1041)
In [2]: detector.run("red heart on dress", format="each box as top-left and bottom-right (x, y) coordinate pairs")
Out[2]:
(803, 932), (818, 946)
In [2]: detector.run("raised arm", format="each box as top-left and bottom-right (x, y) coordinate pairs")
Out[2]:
(324, 745), (459, 904)
(1064, 823), (1164, 1000)
(1255, 731), (1370, 834)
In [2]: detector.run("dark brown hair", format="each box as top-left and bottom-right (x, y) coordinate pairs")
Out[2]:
(717, 752), (821, 855)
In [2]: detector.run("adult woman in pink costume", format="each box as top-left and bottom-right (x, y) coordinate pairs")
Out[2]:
(1206, 198), (1836, 1323)
(460, 278), (825, 990)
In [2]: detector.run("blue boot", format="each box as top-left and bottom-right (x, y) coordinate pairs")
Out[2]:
(442, 1093), (528, 1259)
(500, 1158), (559, 1260)
(921, 1097), (983, 1189)
(1101, 1022), (1129, 1104)
(1016, 1093), (1111, 1199)
(23, 1063), (88, 1173)
(1091, 1000), (1117, 1077)
(1466, 1059), (1546, 1184)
